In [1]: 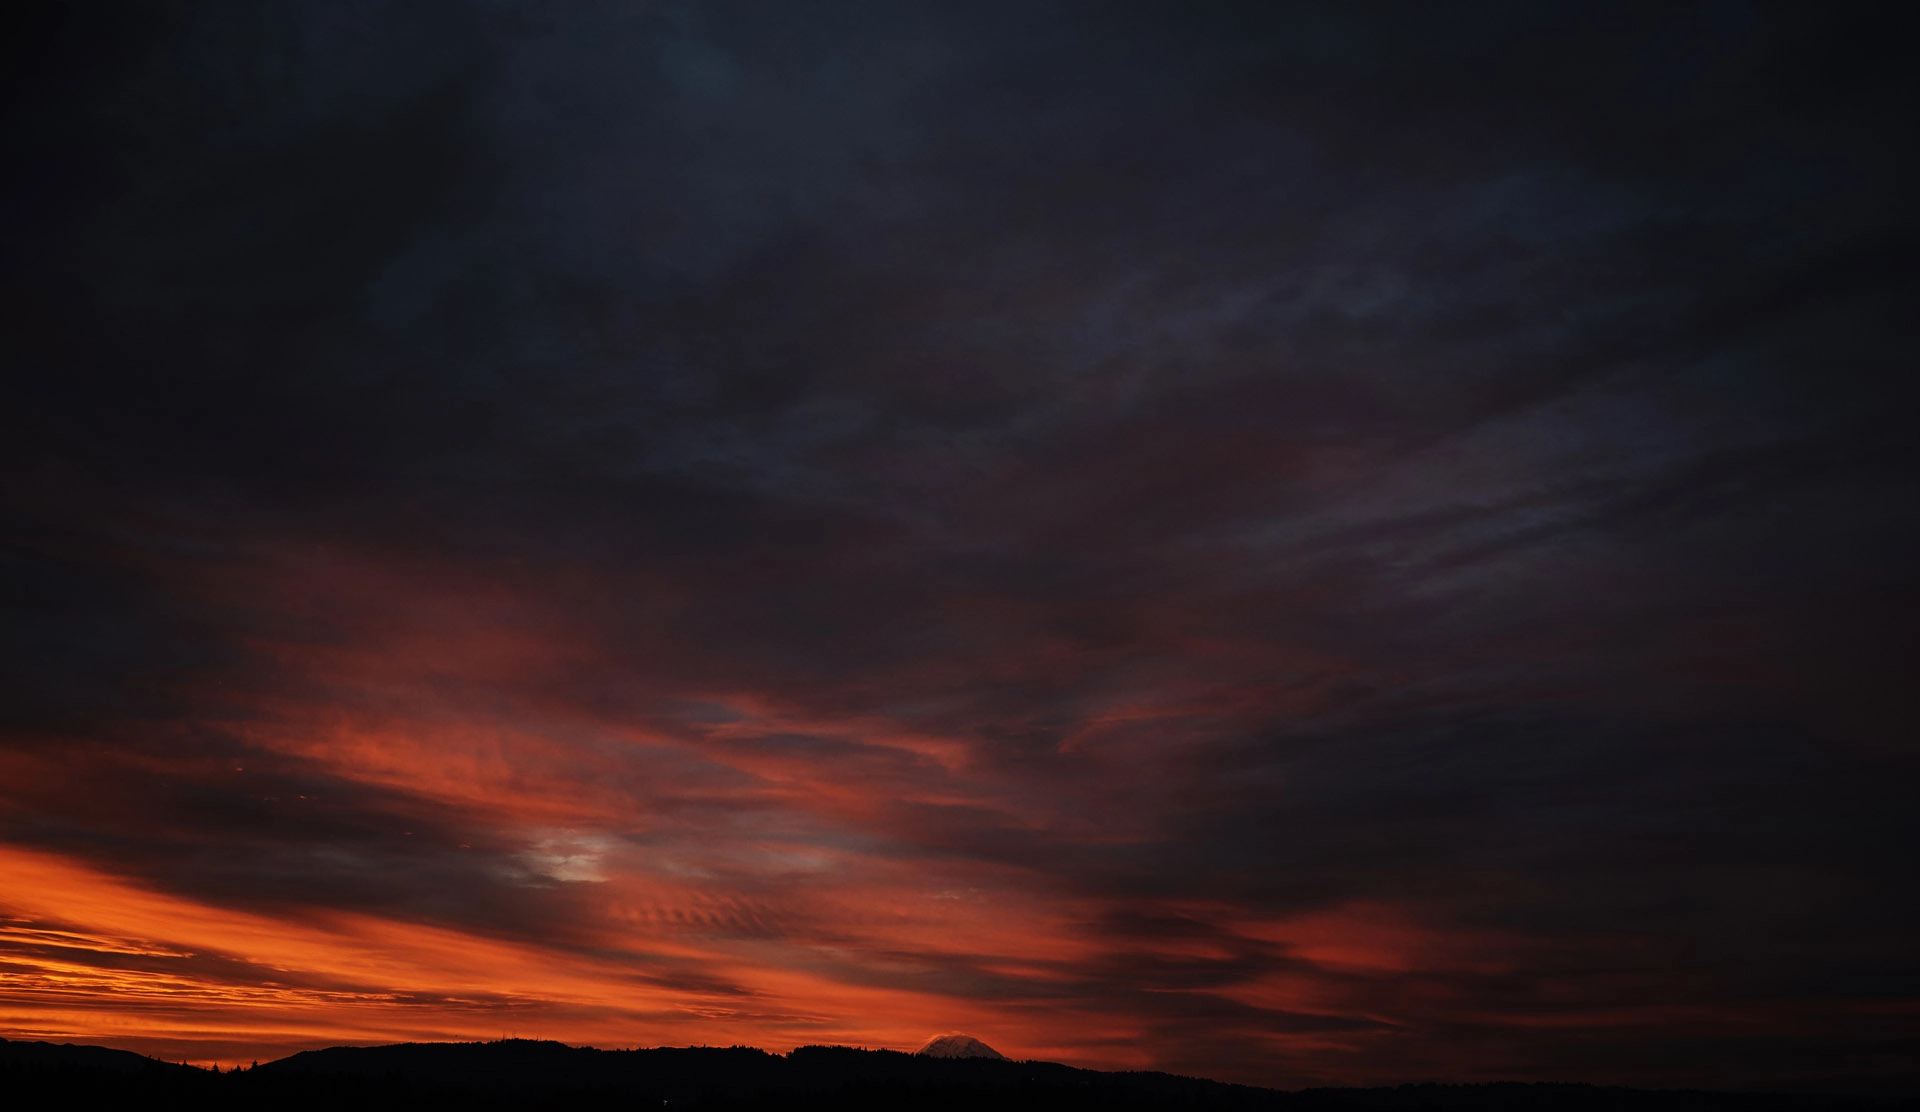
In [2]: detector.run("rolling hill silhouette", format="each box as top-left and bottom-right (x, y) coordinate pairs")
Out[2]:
(256, 1038), (1279, 1107)
(3, 1036), (1910, 1110)
(0, 1035), (197, 1073)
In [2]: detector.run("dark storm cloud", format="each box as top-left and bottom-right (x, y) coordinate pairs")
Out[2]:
(3, 0), (1916, 1090)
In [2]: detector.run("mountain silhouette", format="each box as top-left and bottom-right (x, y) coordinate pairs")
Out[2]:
(3, 1036), (1911, 1110)
(916, 1033), (1007, 1059)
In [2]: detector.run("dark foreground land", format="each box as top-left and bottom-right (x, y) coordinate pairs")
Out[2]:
(2, 1037), (1910, 1111)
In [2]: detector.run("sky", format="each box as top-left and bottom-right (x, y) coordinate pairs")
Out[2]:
(2, 0), (1917, 1093)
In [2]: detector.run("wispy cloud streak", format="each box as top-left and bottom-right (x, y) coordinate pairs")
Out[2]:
(1, 0), (1915, 1091)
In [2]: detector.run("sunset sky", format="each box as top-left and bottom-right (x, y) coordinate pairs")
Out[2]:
(2, 1), (1916, 1093)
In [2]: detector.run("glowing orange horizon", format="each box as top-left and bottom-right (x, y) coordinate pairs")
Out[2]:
(1, 537), (1875, 1090)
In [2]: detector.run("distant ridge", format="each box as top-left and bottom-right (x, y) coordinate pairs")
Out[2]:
(3, 1037), (1909, 1110)
(255, 1038), (1268, 1104)
(0, 1036), (189, 1073)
